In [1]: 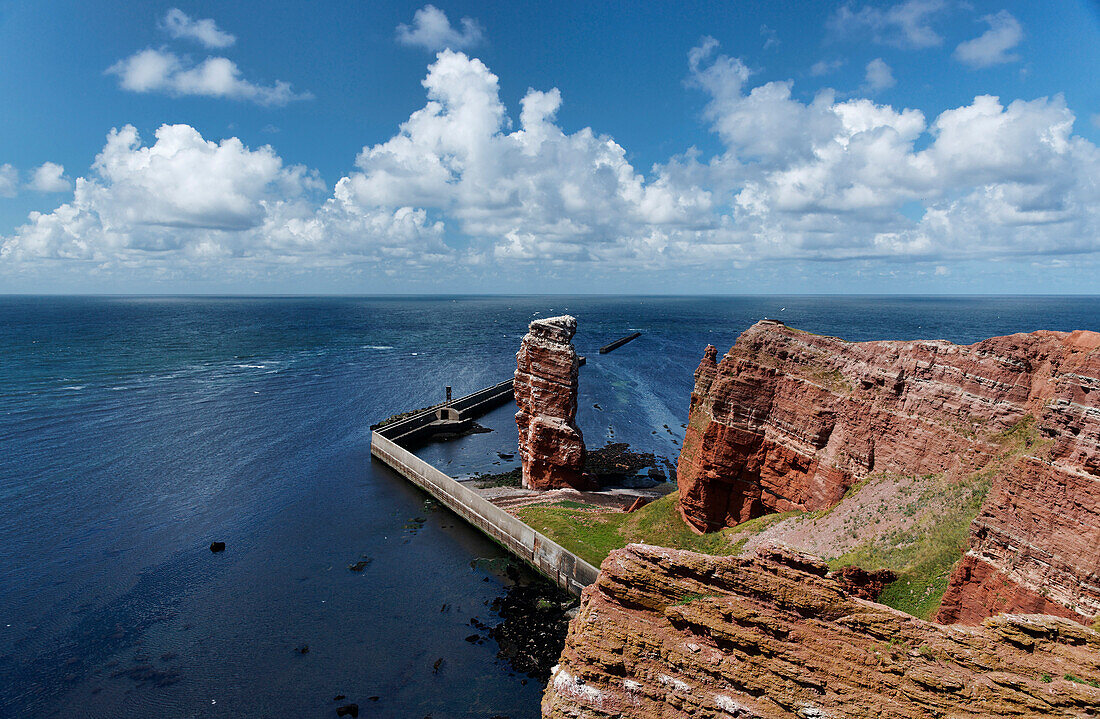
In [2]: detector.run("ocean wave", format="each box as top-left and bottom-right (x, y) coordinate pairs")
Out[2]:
(233, 364), (267, 369)
(363, 345), (395, 350)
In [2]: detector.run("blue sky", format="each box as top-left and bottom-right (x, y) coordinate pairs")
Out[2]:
(1, 0), (1099, 293)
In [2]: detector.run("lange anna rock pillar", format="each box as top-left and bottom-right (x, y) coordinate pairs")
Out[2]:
(514, 316), (587, 490)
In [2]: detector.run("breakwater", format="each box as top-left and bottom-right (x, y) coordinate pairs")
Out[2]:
(371, 383), (599, 596)
(379, 379), (514, 445)
(599, 331), (641, 354)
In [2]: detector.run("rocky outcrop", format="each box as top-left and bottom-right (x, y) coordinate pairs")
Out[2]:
(832, 565), (898, 601)
(515, 316), (588, 490)
(676, 321), (1100, 625)
(543, 544), (1100, 719)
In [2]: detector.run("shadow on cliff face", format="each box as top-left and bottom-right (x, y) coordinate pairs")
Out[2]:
(489, 562), (578, 679)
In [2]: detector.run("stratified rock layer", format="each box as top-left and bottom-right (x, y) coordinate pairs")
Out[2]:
(515, 316), (587, 490)
(676, 321), (1100, 625)
(543, 544), (1100, 719)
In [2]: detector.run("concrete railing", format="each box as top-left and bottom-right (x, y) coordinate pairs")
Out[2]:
(371, 431), (599, 596)
(450, 379), (514, 414)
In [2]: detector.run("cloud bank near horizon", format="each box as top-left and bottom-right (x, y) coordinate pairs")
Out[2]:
(3, 39), (1098, 285)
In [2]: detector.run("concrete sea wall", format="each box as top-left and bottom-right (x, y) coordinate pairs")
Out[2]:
(370, 430), (599, 595)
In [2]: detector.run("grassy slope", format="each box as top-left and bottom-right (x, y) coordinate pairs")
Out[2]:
(516, 415), (1043, 621)
(516, 492), (721, 567)
(826, 415), (1043, 620)
(515, 492), (793, 568)
(827, 471), (991, 619)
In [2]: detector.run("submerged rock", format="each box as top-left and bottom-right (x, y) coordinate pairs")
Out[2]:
(209, 541), (225, 553)
(490, 565), (576, 679)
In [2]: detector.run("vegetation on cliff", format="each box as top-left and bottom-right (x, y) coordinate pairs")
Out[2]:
(514, 491), (794, 568)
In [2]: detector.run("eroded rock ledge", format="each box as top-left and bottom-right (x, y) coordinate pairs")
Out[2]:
(543, 544), (1100, 719)
(676, 320), (1100, 624)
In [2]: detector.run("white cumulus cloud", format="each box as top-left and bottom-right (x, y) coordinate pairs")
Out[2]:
(6, 45), (1100, 283)
(106, 49), (311, 106)
(682, 40), (1100, 262)
(953, 10), (1023, 69)
(396, 5), (483, 51)
(160, 8), (236, 49)
(863, 58), (896, 92)
(337, 50), (712, 263)
(28, 162), (71, 193)
(0, 164), (17, 197)
(810, 59), (845, 76)
(0, 124), (446, 270)
(829, 0), (947, 49)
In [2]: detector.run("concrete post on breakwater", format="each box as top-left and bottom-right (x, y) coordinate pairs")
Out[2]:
(370, 382), (599, 596)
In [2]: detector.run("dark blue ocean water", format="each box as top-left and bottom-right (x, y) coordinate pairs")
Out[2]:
(1, 295), (1098, 718)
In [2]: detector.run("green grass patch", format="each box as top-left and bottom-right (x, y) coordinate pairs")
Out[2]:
(672, 592), (709, 606)
(728, 510), (805, 555)
(829, 472), (992, 620)
(1064, 674), (1100, 688)
(990, 413), (1050, 456)
(824, 415), (1052, 620)
(516, 491), (760, 568)
(516, 503), (629, 567)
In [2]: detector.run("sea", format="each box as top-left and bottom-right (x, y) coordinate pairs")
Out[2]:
(2, 295), (1098, 718)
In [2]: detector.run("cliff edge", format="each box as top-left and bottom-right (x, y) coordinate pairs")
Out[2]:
(543, 544), (1100, 719)
(676, 321), (1100, 625)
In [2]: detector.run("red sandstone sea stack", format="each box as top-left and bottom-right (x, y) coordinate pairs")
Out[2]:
(676, 320), (1100, 626)
(515, 315), (587, 490)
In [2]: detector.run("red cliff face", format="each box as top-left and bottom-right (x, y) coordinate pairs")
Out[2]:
(676, 321), (1100, 626)
(515, 315), (587, 490)
(542, 545), (1100, 719)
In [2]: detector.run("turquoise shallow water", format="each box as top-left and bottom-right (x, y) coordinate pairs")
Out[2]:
(1, 295), (1098, 718)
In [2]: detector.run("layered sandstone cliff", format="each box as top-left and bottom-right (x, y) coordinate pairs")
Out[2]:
(676, 321), (1100, 625)
(515, 316), (587, 490)
(543, 544), (1100, 719)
